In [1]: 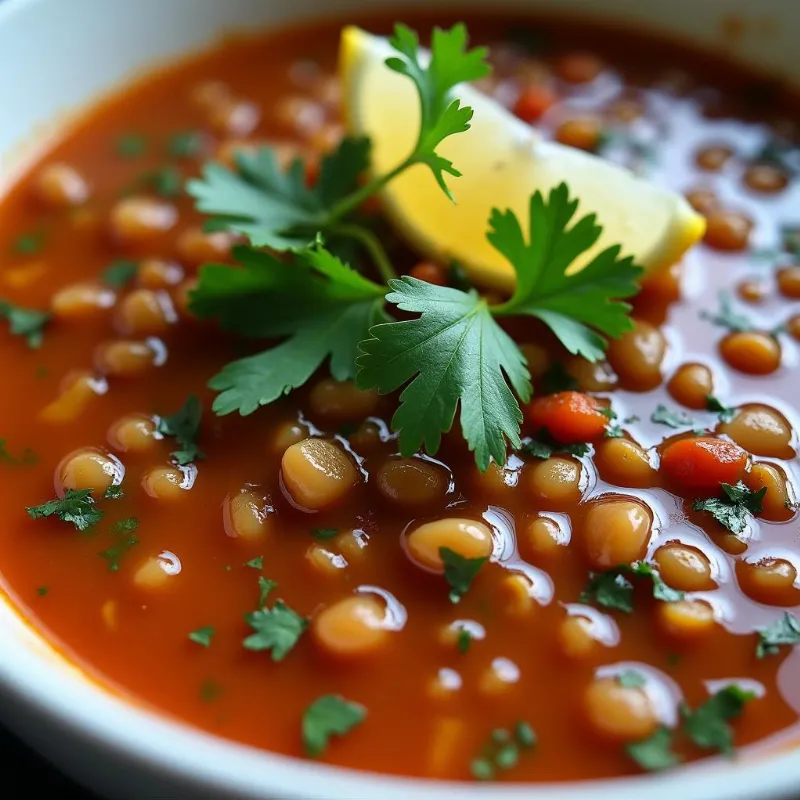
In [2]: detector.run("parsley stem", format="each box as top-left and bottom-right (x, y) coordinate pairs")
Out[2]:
(329, 223), (397, 283)
(325, 159), (413, 224)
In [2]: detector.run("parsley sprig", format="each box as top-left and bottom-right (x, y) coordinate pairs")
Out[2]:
(187, 23), (643, 470)
(692, 481), (766, 535)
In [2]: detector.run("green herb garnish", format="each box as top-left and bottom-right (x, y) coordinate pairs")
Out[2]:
(11, 230), (46, 255)
(167, 130), (206, 159)
(616, 670), (646, 688)
(0, 439), (38, 466)
(0, 300), (50, 348)
(312, 528), (338, 540)
(457, 628), (473, 653)
(116, 133), (148, 158)
(581, 562), (684, 613)
(692, 481), (766, 535)
(243, 584), (308, 661)
(139, 166), (183, 198)
(188, 626), (215, 648)
(681, 685), (754, 755)
(651, 404), (695, 429)
(103, 485), (124, 500)
(245, 555), (264, 570)
(700, 292), (753, 332)
(470, 721), (536, 781)
(705, 395), (736, 423)
(440, 547), (487, 603)
(626, 727), (681, 772)
(521, 430), (590, 459)
(102, 259), (139, 288)
(27, 488), (103, 531)
(756, 612), (800, 659)
(99, 518), (140, 571)
(302, 694), (366, 757)
(157, 395), (205, 465)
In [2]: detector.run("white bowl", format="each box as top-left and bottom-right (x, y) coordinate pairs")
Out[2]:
(1, 0), (799, 798)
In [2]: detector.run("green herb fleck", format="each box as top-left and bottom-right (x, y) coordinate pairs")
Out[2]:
(617, 670), (646, 689)
(581, 562), (684, 612)
(700, 293), (753, 333)
(457, 628), (473, 653)
(104, 485), (124, 500)
(102, 259), (139, 288)
(705, 395), (736, 424)
(0, 300), (50, 348)
(11, 230), (46, 255)
(189, 626), (215, 647)
(36, 586), (49, 597)
(200, 678), (223, 703)
(27, 488), (103, 531)
(139, 165), (183, 198)
(681, 685), (754, 755)
(756, 612), (800, 659)
(521, 430), (590, 459)
(440, 547), (487, 603)
(99, 518), (140, 571)
(651, 404), (694, 429)
(157, 395), (205, 465)
(167, 130), (206, 159)
(626, 727), (681, 771)
(245, 555), (264, 570)
(243, 594), (308, 661)
(257, 576), (277, 607)
(116, 133), (148, 158)
(312, 528), (338, 540)
(692, 481), (766, 535)
(0, 439), (38, 466)
(542, 361), (579, 394)
(302, 694), (366, 757)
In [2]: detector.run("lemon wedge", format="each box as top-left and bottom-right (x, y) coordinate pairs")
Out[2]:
(340, 26), (706, 293)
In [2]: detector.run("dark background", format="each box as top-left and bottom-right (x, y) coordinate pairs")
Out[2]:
(0, 722), (95, 797)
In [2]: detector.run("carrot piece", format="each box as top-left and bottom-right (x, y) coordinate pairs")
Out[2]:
(513, 85), (557, 124)
(527, 391), (608, 444)
(409, 261), (448, 286)
(660, 436), (747, 492)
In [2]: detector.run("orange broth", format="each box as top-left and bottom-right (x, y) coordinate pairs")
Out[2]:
(0, 9), (799, 783)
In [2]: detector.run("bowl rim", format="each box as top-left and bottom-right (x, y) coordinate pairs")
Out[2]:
(1, 0), (800, 797)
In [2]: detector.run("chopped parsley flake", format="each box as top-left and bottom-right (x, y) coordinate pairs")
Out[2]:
(581, 562), (684, 613)
(245, 555), (264, 570)
(36, 586), (49, 597)
(705, 395), (736, 423)
(541, 361), (579, 394)
(651, 404), (695, 429)
(457, 628), (473, 653)
(157, 395), (205, 465)
(11, 230), (46, 255)
(692, 481), (766, 534)
(470, 721), (537, 781)
(167, 130), (206, 159)
(116, 133), (148, 158)
(0, 439), (38, 466)
(103, 485), (124, 500)
(626, 727), (681, 772)
(440, 547), (487, 604)
(312, 528), (338, 540)
(302, 694), (366, 757)
(616, 670), (646, 689)
(99, 518), (140, 571)
(258, 576), (277, 607)
(700, 292), (753, 333)
(139, 165), (183, 198)
(188, 626), (215, 648)
(27, 488), (103, 532)
(756, 612), (800, 659)
(0, 300), (50, 348)
(521, 431), (590, 459)
(199, 678), (223, 703)
(681, 685), (754, 755)
(243, 589), (308, 661)
(102, 259), (139, 288)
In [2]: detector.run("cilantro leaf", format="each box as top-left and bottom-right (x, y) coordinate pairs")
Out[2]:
(188, 626), (215, 647)
(705, 395), (736, 423)
(491, 183), (643, 361)
(385, 23), (490, 198)
(756, 612), (800, 659)
(27, 489), (103, 532)
(651, 404), (695, 429)
(157, 395), (205, 465)
(692, 481), (766, 534)
(700, 292), (752, 333)
(103, 485), (124, 500)
(356, 277), (530, 470)
(440, 546), (488, 603)
(187, 137), (370, 250)
(0, 300), (50, 348)
(630, 562), (686, 603)
(681, 685), (754, 755)
(245, 555), (264, 570)
(302, 694), (366, 757)
(257, 576), (277, 607)
(243, 600), (308, 660)
(203, 246), (387, 416)
(626, 727), (681, 772)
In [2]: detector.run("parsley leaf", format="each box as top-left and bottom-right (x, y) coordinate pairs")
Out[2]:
(681, 685), (754, 755)
(384, 23), (490, 198)
(756, 612), (800, 659)
(157, 395), (205, 465)
(457, 628), (473, 653)
(581, 562), (684, 612)
(103, 485), (124, 500)
(626, 727), (681, 772)
(706, 395), (736, 424)
(167, 130), (206, 159)
(243, 600), (308, 660)
(651, 404), (694, 429)
(99, 517), (140, 571)
(257, 576), (277, 607)
(700, 293), (752, 333)
(139, 166), (183, 198)
(0, 300), (50, 348)
(491, 183), (643, 361)
(521, 431), (590, 459)
(102, 260), (139, 288)
(692, 481), (766, 534)
(204, 246), (387, 416)
(245, 555), (264, 570)
(302, 694), (366, 757)
(188, 137), (370, 251)
(313, 528), (338, 540)
(26, 489), (103, 531)
(188, 626), (215, 647)
(440, 546), (488, 603)
(356, 278), (529, 470)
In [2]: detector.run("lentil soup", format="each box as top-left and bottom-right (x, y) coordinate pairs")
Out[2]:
(1, 9), (800, 785)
